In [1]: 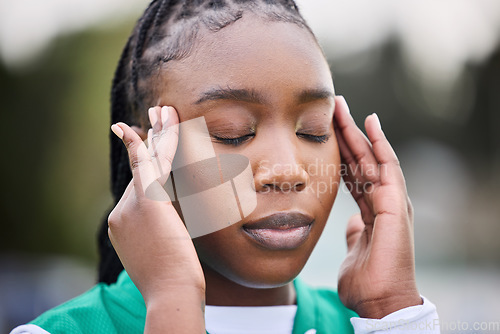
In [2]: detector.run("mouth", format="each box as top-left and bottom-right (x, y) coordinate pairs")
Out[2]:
(242, 212), (314, 250)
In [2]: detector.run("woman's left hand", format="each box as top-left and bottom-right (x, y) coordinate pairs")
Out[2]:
(334, 96), (422, 319)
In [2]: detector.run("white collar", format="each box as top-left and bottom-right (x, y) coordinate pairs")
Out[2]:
(205, 305), (298, 334)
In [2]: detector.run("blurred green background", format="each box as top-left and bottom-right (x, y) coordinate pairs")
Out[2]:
(1, 0), (499, 332)
(1, 23), (123, 261)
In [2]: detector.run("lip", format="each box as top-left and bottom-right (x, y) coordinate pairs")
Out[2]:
(242, 212), (314, 250)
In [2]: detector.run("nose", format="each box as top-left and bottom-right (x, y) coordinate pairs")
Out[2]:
(253, 134), (310, 193)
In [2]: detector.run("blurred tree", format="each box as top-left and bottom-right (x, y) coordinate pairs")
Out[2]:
(1, 13), (499, 269)
(0, 21), (136, 262)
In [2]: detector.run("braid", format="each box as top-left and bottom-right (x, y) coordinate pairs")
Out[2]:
(206, 0), (226, 9)
(98, 34), (134, 283)
(179, 0), (194, 19)
(98, 0), (177, 284)
(153, 0), (174, 28)
(98, 0), (310, 283)
(281, 0), (298, 11)
(131, 1), (163, 99)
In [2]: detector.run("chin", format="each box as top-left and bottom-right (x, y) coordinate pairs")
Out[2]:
(231, 264), (306, 289)
(203, 257), (308, 289)
(195, 227), (318, 289)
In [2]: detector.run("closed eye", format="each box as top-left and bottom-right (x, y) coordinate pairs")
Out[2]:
(297, 133), (330, 144)
(211, 134), (255, 146)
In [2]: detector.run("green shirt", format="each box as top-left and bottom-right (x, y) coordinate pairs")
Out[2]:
(31, 270), (357, 334)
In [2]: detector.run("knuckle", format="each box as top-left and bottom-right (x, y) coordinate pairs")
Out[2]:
(344, 155), (356, 166)
(390, 156), (401, 167)
(155, 156), (173, 173)
(407, 196), (414, 215)
(168, 123), (180, 137)
(129, 159), (140, 171)
(353, 151), (367, 164)
(129, 155), (146, 170)
(107, 211), (119, 230)
(150, 149), (160, 160)
(163, 155), (174, 169)
(124, 136), (139, 151)
(151, 131), (161, 139)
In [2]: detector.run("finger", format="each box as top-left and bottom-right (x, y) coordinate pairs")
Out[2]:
(147, 106), (162, 158)
(111, 122), (157, 195)
(149, 106), (162, 133)
(364, 114), (405, 187)
(335, 123), (364, 195)
(333, 98), (377, 223)
(111, 179), (135, 214)
(151, 106), (180, 185)
(335, 131), (375, 224)
(147, 107), (157, 150)
(334, 96), (379, 183)
(334, 113), (367, 199)
(334, 103), (379, 222)
(148, 128), (163, 179)
(341, 172), (375, 226)
(346, 213), (365, 251)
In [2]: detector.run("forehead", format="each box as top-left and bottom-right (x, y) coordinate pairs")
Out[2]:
(158, 13), (333, 108)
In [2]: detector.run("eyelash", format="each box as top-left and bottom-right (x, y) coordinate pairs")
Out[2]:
(212, 133), (330, 146)
(212, 134), (255, 146)
(297, 133), (331, 144)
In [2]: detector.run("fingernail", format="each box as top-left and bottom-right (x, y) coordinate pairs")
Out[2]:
(148, 107), (158, 127)
(373, 113), (382, 130)
(111, 124), (124, 139)
(161, 106), (169, 125)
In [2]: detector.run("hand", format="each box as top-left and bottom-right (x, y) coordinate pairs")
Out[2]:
(108, 106), (205, 333)
(334, 96), (422, 319)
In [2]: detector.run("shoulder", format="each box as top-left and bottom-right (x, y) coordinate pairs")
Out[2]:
(294, 278), (357, 317)
(294, 279), (357, 333)
(10, 324), (50, 334)
(15, 271), (146, 334)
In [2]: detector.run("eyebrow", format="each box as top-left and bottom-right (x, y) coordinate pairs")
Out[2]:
(194, 88), (265, 105)
(194, 87), (334, 105)
(296, 88), (334, 104)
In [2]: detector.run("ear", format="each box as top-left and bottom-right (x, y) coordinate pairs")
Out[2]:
(131, 125), (148, 142)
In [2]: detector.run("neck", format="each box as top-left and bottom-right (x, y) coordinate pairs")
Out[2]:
(202, 264), (296, 306)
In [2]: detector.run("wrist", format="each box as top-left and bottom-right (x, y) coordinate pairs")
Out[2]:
(354, 291), (422, 319)
(144, 283), (206, 307)
(145, 285), (206, 334)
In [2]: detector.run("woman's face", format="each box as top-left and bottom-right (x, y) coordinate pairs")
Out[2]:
(156, 14), (340, 288)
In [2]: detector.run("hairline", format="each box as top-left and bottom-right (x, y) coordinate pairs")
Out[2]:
(136, 10), (322, 125)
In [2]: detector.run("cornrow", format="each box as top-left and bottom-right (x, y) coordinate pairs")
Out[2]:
(153, 0), (173, 29)
(284, 0), (299, 11)
(206, 0), (226, 9)
(178, 1), (194, 20)
(98, 0), (313, 283)
(131, 1), (162, 99)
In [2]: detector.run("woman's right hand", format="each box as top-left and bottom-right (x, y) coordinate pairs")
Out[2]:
(108, 106), (206, 333)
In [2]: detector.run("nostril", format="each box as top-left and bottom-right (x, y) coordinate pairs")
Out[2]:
(262, 183), (279, 191)
(293, 181), (306, 192)
(286, 181), (306, 193)
(253, 163), (310, 193)
(260, 181), (306, 193)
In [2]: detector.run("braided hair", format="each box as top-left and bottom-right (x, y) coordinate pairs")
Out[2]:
(98, 0), (314, 283)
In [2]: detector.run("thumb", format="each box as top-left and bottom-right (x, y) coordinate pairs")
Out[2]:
(345, 213), (365, 252)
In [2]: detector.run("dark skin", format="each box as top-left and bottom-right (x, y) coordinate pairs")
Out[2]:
(159, 15), (339, 307)
(109, 13), (421, 333)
